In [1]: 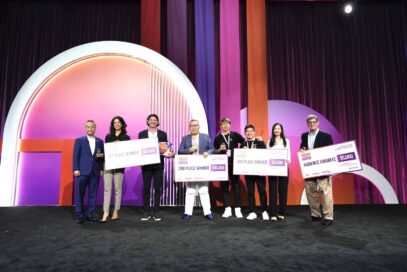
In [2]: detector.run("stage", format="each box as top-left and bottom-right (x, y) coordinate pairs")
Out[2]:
(1, 205), (406, 271)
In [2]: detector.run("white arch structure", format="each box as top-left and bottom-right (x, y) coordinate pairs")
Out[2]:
(300, 163), (399, 205)
(0, 41), (208, 206)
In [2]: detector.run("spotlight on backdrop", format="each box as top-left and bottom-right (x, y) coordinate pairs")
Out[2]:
(344, 4), (353, 14)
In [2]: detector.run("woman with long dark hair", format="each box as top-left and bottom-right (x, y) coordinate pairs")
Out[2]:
(267, 123), (291, 222)
(101, 116), (130, 222)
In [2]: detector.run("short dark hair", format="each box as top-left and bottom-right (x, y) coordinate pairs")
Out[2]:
(244, 124), (255, 132)
(219, 117), (231, 125)
(146, 114), (160, 126)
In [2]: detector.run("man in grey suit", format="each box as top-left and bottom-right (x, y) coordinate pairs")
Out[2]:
(178, 119), (214, 220)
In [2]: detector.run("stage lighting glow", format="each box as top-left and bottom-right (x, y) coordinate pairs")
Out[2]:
(344, 4), (353, 14)
(0, 41), (208, 206)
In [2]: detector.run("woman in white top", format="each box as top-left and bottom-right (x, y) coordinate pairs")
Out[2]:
(267, 123), (291, 222)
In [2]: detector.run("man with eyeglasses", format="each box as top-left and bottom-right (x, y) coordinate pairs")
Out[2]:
(178, 119), (214, 220)
(300, 114), (334, 226)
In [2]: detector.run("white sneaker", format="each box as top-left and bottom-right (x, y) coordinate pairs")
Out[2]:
(235, 207), (243, 218)
(222, 207), (232, 218)
(262, 211), (269, 221)
(271, 216), (278, 222)
(277, 215), (285, 220)
(246, 212), (257, 220)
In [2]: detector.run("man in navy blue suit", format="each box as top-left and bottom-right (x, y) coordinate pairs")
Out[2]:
(73, 120), (104, 223)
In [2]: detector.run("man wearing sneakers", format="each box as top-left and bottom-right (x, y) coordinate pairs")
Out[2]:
(138, 114), (172, 221)
(241, 125), (269, 221)
(214, 118), (245, 218)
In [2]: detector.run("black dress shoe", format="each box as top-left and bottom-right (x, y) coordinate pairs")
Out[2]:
(76, 217), (85, 224)
(85, 215), (99, 222)
(310, 216), (322, 222)
(321, 219), (333, 226)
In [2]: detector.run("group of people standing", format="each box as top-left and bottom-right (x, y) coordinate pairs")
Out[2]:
(73, 114), (334, 226)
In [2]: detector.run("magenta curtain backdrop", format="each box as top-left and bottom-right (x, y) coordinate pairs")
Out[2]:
(220, 0), (242, 130)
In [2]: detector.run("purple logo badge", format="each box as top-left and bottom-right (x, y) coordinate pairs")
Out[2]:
(141, 147), (158, 155)
(337, 152), (356, 162)
(178, 157), (188, 164)
(269, 159), (285, 166)
(301, 153), (311, 161)
(211, 164), (226, 171)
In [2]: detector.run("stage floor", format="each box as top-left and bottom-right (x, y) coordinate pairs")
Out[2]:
(1, 205), (407, 271)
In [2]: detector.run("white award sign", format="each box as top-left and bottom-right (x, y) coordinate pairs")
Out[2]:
(174, 154), (229, 182)
(104, 138), (160, 170)
(233, 148), (288, 176)
(298, 140), (362, 179)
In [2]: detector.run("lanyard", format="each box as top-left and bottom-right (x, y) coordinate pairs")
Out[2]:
(246, 140), (256, 148)
(221, 133), (230, 148)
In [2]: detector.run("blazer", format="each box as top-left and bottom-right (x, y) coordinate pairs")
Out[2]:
(300, 130), (333, 180)
(300, 130), (333, 150)
(105, 133), (131, 173)
(178, 133), (214, 155)
(73, 136), (104, 175)
(138, 129), (168, 170)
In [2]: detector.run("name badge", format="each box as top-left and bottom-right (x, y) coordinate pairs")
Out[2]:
(227, 149), (232, 157)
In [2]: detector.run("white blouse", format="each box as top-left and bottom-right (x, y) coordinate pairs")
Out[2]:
(267, 138), (291, 162)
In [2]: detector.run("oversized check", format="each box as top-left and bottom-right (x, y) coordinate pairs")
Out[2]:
(233, 148), (288, 176)
(298, 140), (362, 179)
(174, 155), (229, 182)
(104, 138), (160, 170)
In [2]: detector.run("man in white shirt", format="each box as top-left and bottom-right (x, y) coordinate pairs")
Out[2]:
(300, 115), (334, 226)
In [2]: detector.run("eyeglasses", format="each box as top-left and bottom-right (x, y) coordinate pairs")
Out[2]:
(307, 121), (318, 124)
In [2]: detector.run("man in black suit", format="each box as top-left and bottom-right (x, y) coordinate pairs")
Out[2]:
(138, 114), (171, 221)
(300, 114), (334, 226)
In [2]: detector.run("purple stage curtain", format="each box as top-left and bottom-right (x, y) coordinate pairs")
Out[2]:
(194, 0), (217, 138)
(167, 0), (188, 75)
(219, 0), (241, 130)
(266, 1), (407, 204)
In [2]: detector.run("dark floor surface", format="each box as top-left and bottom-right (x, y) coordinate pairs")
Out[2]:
(1, 205), (407, 272)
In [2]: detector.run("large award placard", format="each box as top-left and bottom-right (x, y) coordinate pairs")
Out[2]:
(298, 140), (362, 179)
(174, 155), (229, 182)
(104, 138), (160, 170)
(233, 148), (288, 176)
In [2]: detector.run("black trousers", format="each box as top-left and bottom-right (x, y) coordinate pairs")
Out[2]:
(246, 176), (267, 213)
(221, 164), (241, 208)
(269, 176), (288, 216)
(142, 168), (163, 215)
